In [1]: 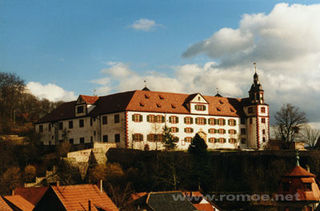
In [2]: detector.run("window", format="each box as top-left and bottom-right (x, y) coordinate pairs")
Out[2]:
(208, 128), (215, 134)
(90, 136), (93, 143)
(147, 115), (156, 123)
(208, 138), (215, 143)
(208, 118), (215, 125)
(262, 129), (266, 135)
(228, 129), (236, 135)
(132, 134), (143, 142)
(217, 118), (226, 126)
(261, 118), (266, 123)
(69, 138), (74, 144)
(103, 135), (108, 143)
(80, 137), (85, 144)
(170, 127), (179, 133)
(304, 183), (312, 191)
(115, 134), (120, 143)
(132, 114), (143, 122)
(228, 119), (236, 126)
(155, 115), (165, 123)
(59, 122), (63, 130)
(77, 106), (84, 114)
(241, 138), (246, 144)
(39, 125), (43, 133)
(240, 118), (246, 124)
(90, 118), (93, 126)
(69, 121), (73, 129)
(241, 128), (246, 135)
(184, 117), (193, 124)
(147, 134), (163, 142)
(102, 116), (107, 125)
(195, 105), (206, 111)
(184, 128), (194, 133)
(218, 129), (226, 134)
(48, 124), (51, 131)
(261, 107), (266, 113)
(195, 117), (206, 125)
(79, 119), (84, 128)
(114, 114), (120, 123)
(248, 107), (253, 113)
(229, 138), (237, 144)
(184, 137), (192, 143)
(250, 118), (253, 124)
(263, 137), (266, 142)
(214, 138), (220, 143)
(169, 116), (179, 124)
(219, 138), (226, 143)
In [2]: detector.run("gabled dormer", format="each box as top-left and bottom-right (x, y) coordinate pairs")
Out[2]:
(75, 95), (99, 117)
(187, 93), (209, 115)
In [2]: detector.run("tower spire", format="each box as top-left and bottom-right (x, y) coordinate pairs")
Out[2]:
(296, 151), (300, 166)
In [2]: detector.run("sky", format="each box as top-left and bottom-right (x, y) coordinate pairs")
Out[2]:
(2, 0), (320, 124)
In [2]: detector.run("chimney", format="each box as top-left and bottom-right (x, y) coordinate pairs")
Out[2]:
(88, 200), (91, 211)
(57, 181), (60, 187)
(99, 180), (103, 192)
(12, 189), (15, 196)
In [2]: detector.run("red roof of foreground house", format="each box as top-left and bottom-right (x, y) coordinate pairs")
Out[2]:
(80, 95), (99, 104)
(0, 196), (13, 211)
(193, 203), (215, 211)
(14, 187), (48, 205)
(51, 184), (118, 211)
(37, 90), (245, 123)
(285, 165), (316, 177)
(3, 195), (34, 211)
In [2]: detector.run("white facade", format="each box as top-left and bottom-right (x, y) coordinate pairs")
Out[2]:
(35, 72), (270, 150)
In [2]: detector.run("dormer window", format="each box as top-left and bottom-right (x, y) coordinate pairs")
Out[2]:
(219, 100), (224, 104)
(145, 94), (150, 99)
(140, 102), (145, 107)
(159, 95), (164, 100)
(195, 105), (206, 111)
(156, 103), (161, 108)
(77, 106), (84, 114)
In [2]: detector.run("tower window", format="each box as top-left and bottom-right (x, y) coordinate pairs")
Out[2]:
(241, 128), (246, 135)
(261, 107), (266, 113)
(261, 118), (266, 123)
(248, 107), (253, 114)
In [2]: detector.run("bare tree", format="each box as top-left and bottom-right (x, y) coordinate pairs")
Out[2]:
(274, 104), (307, 148)
(298, 124), (320, 148)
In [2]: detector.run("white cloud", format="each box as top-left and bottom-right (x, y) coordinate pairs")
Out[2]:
(26, 82), (76, 102)
(130, 18), (161, 31)
(91, 3), (320, 124)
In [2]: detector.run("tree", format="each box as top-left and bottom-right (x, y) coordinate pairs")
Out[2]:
(298, 124), (320, 148)
(0, 72), (25, 124)
(162, 125), (179, 151)
(24, 165), (36, 183)
(0, 167), (22, 194)
(274, 104), (307, 149)
(188, 134), (208, 154)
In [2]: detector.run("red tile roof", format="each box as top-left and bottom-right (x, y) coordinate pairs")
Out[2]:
(37, 90), (245, 124)
(0, 196), (13, 211)
(131, 192), (148, 200)
(14, 187), (48, 205)
(3, 195), (34, 211)
(285, 166), (316, 177)
(51, 184), (118, 211)
(194, 203), (215, 211)
(80, 95), (99, 104)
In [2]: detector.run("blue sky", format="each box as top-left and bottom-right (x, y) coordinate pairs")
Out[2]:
(2, 0), (320, 123)
(0, 0), (296, 92)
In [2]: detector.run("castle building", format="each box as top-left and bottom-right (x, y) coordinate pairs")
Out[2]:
(35, 72), (269, 150)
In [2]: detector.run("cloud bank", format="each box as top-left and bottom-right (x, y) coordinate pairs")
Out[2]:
(93, 3), (320, 123)
(27, 82), (76, 102)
